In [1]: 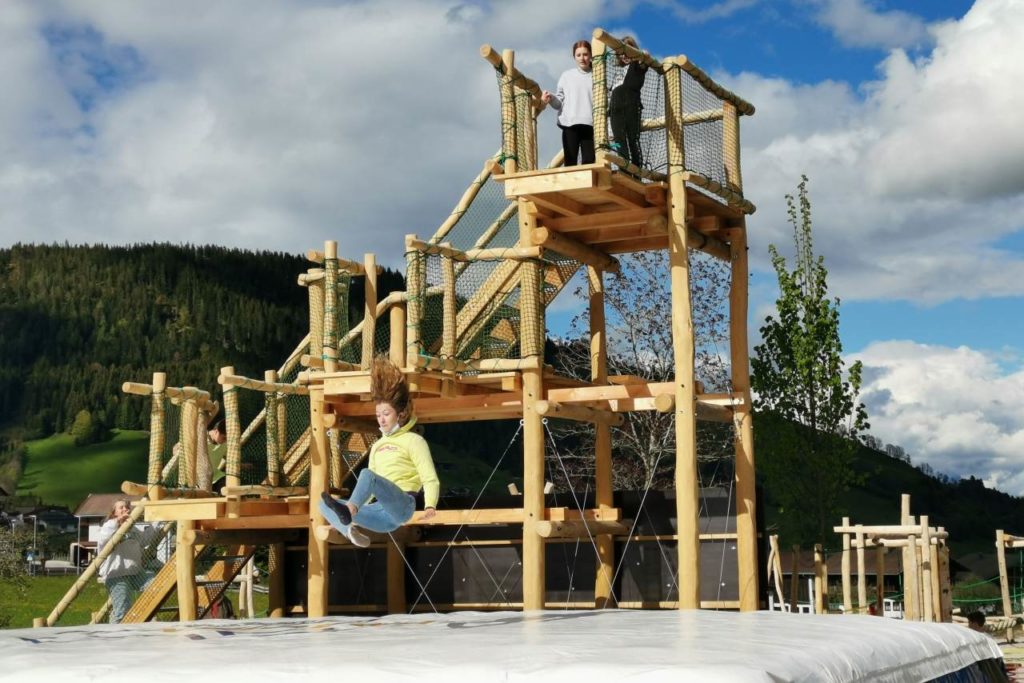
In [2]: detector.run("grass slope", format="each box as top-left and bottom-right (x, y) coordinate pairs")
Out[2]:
(16, 431), (149, 509)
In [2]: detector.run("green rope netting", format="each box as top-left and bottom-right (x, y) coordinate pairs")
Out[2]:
(595, 48), (666, 177)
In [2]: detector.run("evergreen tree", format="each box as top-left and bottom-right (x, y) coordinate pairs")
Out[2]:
(751, 176), (869, 544)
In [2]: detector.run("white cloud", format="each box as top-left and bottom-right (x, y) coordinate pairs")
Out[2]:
(812, 0), (931, 50)
(730, 0), (1024, 304)
(643, 0), (760, 24)
(0, 0), (605, 267)
(853, 340), (1024, 494)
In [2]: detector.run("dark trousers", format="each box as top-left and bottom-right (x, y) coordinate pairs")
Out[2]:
(561, 124), (595, 166)
(610, 93), (643, 168)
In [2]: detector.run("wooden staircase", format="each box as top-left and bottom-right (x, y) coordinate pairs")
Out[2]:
(121, 544), (256, 622)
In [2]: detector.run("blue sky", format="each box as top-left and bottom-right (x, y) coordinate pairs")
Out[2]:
(2, 1), (1024, 494)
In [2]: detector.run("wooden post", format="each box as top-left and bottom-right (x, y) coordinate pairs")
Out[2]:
(590, 30), (609, 164)
(221, 366), (242, 490)
(389, 303), (407, 368)
(265, 370), (280, 487)
(875, 545), (886, 615)
(307, 388), (329, 617)
(930, 539), (941, 621)
(176, 520), (197, 621)
(920, 516), (933, 622)
(666, 56), (700, 610)
(938, 542), (953, 622)
(520, 199), (546, 610)
(998, 530), (1013, 624)
(789, 545), (800, 612)
(500, 50), (518, 174)
(268, 542), (285, 618)
(589, 265), (615, 608)
(147, 372), (167, 499)
(362, 253), (377, 369)
(405, 235), (423, 368)
(722, 101), (742, 192)
(905, 532), (919, 621)
(323, 241), (339, 373)
(813, 543), (825, 614)
(386, 538), (407, 614)
(841, 518), (852, 614)
(729, 226), (757, 611)
(180, 399), (198, 488)
(855, 525), (867, 613)
(307, 268), (325, 363)
(441, 247), (457, 397)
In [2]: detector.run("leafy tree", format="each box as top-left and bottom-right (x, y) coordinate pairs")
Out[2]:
(69, 409), (100, 446)
(751, 176), (868, 544)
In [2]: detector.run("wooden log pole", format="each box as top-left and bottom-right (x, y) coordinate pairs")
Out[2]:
(176, 520), (197, 621)
(147, 372), (167, 498)
(500, 50), (518, 174)
(180, 399), (198, 488)
(590, 32), (609, 163)
(307, 268), (325, 364)
(930, 538), (942, 621)
(221, 366), (242, 490)
(813, 543), (825, 614)
(939, 543), (953, 622)
(307, 388), (330, 617)
(265, 370), (280, 487)
(269, 542), (286, 618)
(433, 155), (499, 244)
(728, 226), (757, 611)
(389, 302), (407, 368)
(322, 240), (339, 373)
(519, 197), (546, 610)
(441, 247), (457, 366)
(405, 235), (424, 368)
(589, 266), (615, 609)
(856, 525), (867, 613)
(789, 545), (800, 613)
(998, 530), (1013, 622)
(920, 516), (934, 622)
(905, 532), (919, 621)
(386, 537), (407, 614)
(666, 56), (700, 610)
(722, 101), (742, 192)
(841, 519), (852, 614)
(362, 252), (377, 369)
(875, 545), (886, 616)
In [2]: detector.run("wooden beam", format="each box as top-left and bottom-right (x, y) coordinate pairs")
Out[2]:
(535, 399), (624, 426)
(525, 191), (587, 217)
(537, 520), (630, 538)
(501, 167), (610, 197)
(542, 207), (663, 232)
(530, 227), (620, 273)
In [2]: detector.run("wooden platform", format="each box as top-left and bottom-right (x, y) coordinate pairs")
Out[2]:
(494, 163), (750, 257)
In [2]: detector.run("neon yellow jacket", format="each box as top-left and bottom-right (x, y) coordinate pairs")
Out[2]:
(368, 417), (440, 508)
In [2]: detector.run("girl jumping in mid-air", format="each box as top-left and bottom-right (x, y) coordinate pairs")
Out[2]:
(320, 356), (439, 546)
(542, 40), (594, 166)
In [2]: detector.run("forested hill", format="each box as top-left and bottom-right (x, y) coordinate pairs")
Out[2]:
(0, 243), (403, 437)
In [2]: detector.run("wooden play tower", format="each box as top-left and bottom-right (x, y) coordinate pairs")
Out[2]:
(40, 29), (759, 626)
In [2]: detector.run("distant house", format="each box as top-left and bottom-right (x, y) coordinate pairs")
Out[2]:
(33, 507), (79, 534)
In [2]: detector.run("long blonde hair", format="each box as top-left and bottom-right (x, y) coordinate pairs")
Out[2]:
(370, 355), (412, 425)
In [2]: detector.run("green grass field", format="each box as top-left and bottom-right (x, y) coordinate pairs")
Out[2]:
(16, 430), (149, 509)
(0, 575), (108, 629)
(0, 574), (271, 630)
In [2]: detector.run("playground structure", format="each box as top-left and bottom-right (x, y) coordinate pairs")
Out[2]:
(996, 529), (1024, 641)
(764, 494), (953, 622)
(38, 29), (760, 624)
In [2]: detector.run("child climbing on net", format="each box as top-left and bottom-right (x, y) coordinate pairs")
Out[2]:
(320, 355), (439, 547)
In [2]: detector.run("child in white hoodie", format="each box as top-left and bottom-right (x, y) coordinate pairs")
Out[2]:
(542, 40), (594, 166)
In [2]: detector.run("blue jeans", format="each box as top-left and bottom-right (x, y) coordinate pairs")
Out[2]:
(107, 574), (138, 623)
(337, 470), (416, 534)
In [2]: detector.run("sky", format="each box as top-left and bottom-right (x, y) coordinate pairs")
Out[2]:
(3, 1), (1024, 494)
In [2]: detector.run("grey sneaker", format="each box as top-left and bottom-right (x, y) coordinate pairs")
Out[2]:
(347, 526), (370, 548)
